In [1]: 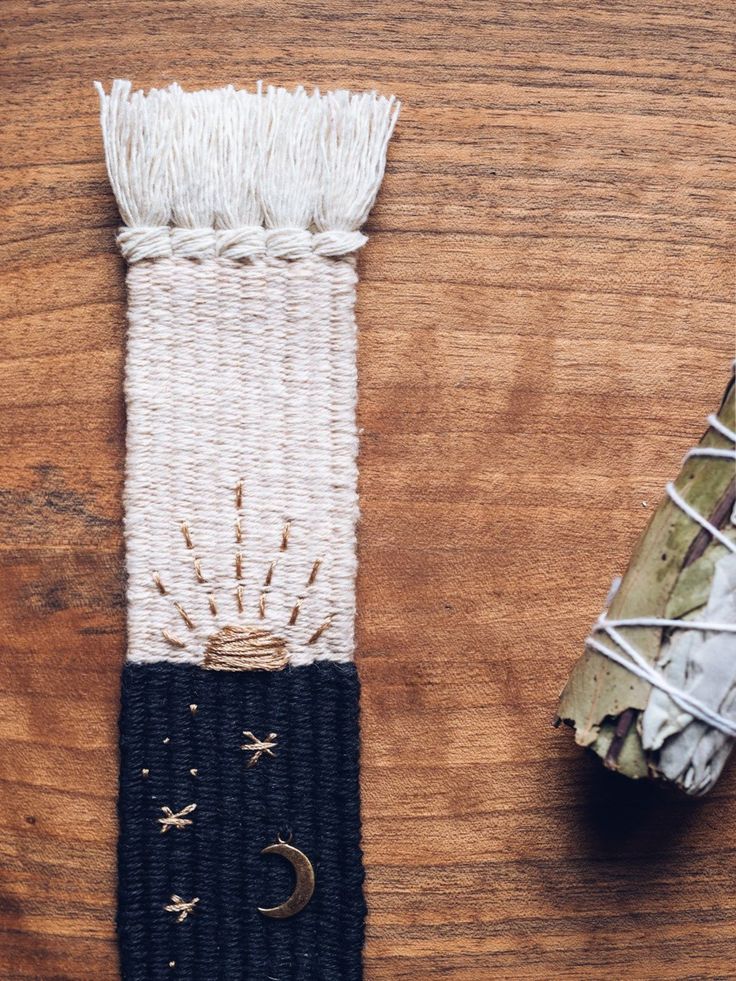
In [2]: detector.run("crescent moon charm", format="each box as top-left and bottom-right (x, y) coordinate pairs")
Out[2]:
(257, 838), (315, 919)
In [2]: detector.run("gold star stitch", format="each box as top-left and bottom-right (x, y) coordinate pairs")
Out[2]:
(240, 730), (278, 768)
(158, 803), (197, 833)
(164, 895), (199, 922)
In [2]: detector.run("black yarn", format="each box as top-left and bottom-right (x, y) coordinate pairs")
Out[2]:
(118, 661), (364, 981)
(168, 668), (196, 979)
(288, 666), (318, 981)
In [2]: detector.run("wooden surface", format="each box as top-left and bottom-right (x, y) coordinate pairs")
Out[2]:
(1, 2), (735, 978)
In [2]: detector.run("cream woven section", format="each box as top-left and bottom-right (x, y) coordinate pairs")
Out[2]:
(124, 255), (359, 668)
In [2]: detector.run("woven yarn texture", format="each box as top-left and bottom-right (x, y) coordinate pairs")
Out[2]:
(125, 255), (359, 669)
(119, 661), (364, 981)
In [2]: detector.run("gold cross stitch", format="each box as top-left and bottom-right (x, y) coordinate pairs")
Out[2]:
(240, 730), (278, 767)
(158, 803), (197, 833)
(164, 895), (199, 922)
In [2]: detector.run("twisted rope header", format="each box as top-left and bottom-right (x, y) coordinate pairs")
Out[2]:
(117, 226), (368, 263)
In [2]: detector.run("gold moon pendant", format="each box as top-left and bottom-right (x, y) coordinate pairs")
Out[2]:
(257, 839), (315, 919)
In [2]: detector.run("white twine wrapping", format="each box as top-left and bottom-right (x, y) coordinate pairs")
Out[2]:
(588, 412), (736, 741)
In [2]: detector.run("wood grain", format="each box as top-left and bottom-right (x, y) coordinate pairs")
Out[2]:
(1, 2), (734, 977)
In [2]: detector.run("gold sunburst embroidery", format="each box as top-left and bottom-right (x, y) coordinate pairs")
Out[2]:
(154, 482), (333, 670)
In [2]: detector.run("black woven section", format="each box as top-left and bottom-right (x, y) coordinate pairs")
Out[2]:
(118, 661), (365, 981)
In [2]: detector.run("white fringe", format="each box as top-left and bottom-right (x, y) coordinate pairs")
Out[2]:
(95, 79), (399, 239)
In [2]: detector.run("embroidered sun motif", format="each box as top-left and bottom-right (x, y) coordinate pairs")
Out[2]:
(153, 482), (332, 671)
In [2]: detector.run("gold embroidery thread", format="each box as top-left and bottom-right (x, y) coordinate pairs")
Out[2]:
(240, 730), (278, 767)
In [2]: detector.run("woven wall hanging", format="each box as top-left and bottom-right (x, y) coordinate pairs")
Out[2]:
(96, 79), (398, 979)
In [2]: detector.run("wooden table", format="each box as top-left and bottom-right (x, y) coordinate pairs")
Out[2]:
(2, 2), (734, 977)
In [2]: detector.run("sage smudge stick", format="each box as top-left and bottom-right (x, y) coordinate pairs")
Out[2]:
(557, 369), (736, 795)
